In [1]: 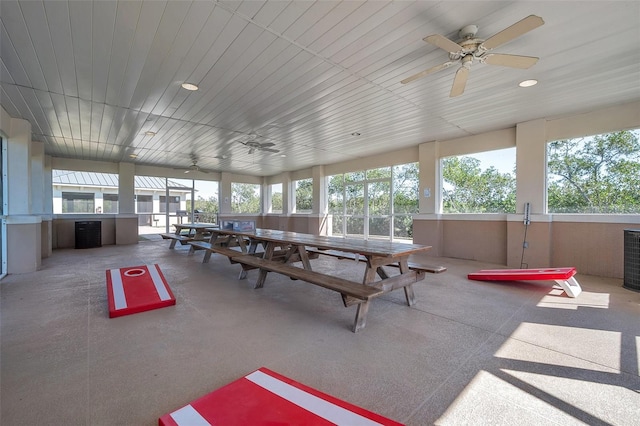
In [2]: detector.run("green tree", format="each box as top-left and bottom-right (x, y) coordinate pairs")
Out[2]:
(186, 195), (219, 222)
(548, 130), (640, 213)
(271, 191), (283, 212)
(295, 179), (313, 212)
(231, 183), (261, 213)
(393, 163), (419, 238)
(442, 156), (516, 213)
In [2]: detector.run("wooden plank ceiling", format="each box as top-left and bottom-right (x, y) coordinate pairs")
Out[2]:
(1, 1), (639, 176)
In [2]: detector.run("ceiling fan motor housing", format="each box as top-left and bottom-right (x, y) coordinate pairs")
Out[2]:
(459, 24), (478, 39)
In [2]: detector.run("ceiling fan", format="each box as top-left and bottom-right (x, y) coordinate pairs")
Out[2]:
(401, 15), (544, 97)
(237, 133), (280, 154)
(174, 157), (208, 174)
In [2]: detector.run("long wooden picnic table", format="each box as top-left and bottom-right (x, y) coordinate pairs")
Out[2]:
(198, 228), (433, 332)
(160, 223), (218, 249)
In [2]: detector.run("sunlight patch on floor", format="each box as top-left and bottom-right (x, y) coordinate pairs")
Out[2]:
(536, 290), (610, 310)
(502, 368), (638, 424)
(435, 370), (577, 425)
(506, 323), (621, 371)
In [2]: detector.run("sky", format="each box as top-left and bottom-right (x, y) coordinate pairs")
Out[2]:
(467, 147), (516, 174)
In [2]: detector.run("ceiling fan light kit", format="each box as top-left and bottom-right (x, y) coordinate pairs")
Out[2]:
(402, 15), (544, 97)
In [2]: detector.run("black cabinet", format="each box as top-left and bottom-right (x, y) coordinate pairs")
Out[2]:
(75, 221), (102, 249)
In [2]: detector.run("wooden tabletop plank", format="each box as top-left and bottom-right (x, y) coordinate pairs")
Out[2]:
(208, 228), (431, 258)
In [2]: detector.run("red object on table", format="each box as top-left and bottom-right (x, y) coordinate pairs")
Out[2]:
(106, 264), (175, 318)
(159, 367), (403, 426)
(468, 267), (576, 281)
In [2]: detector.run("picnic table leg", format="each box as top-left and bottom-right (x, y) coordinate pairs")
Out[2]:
(398, 258), (416, 306)
(353, 301), (370, 332)
(238, 239), (258, 280)
(202, 234), (222, 264)
(376, 267), (389, 279)
(254, 242), (275, 289)
(169, 239), (178, 249)
(296, 245), (312, 270)
(362, 258), (378, 286)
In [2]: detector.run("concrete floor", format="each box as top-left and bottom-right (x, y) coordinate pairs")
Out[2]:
(1, 237), (639, 425)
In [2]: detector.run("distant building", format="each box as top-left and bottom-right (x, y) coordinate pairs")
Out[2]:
(52, 170), (192, 226)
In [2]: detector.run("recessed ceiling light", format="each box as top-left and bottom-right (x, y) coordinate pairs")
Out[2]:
(519, 79), (538, 88)
(280, 154), (287, 158)
(145, 131), (156, 136)
(129, 154), (138, 159)
(181, 82), (199, 91)
(351, 132), (361, 136)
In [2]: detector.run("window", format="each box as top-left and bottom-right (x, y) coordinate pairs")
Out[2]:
(328, 163), (417, 241)
(160, 196), (180, 213)
(269, 183), (283, 214)
(328, 175), (344, 236)
(294, 178), (312, 213)
(136, 195), (153, 213)
(547, 129), (640, 213)
(392, 163), (418, 240)
(62, 192), (94, 213)
(442, 148), (516, 213)
(187, 180), (219, 223)
(52, 169), (119, 214)
(103, 194), (118, 213)
(231, 182), (261, 213)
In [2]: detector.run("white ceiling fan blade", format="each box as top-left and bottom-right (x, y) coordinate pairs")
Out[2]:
(479, 15), (544, 51)
(248, 148), (255, 154)
(401, 61), (455, 84)
(483, 53), (539, 69)
(450, 66), (469, 97)
(261, 148), (280, 153)
(259, 142), (276, 148)
(424, 34), (463, 54)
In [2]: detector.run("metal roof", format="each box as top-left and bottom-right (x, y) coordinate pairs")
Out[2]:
(52, 170), (190, 190)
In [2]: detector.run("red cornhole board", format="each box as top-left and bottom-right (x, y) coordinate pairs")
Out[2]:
(106, 264), (175, 318)
(159, 367), (403, 426)
(468, 267), (582, 298)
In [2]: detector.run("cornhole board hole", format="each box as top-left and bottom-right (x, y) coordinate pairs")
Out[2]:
(159, 367), (403, 426)
(106, 264), (175, 318)
(468, 267), (582, 298)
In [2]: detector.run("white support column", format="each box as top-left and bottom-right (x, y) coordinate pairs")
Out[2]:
(312, 165), (327, 234)
(516, 119), (547, 214)
(3, 116), (42, 273)
(6, 119), (32, 215)
(220, 172), (232, 214)
(312, 165), (326, 215)
(418, 141), (440, 214)
(118, 162), (135, 214)
(30, 142), (45, 215)
(115, 162), (138, 245)
(281, 172), (292, 215)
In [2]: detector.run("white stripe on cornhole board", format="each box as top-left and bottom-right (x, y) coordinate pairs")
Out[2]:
(246, 370), (384, 426)
(109, 269), (127, 310)
(170, 404), (210, 426)
(147, 264), (171, 301)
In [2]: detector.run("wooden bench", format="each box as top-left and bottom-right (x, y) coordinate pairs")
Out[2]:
(231, 255), (385, 332)
(307, 248), (447, 274)
(160, 233), (193, 249)
(187, 241), (244, 263)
